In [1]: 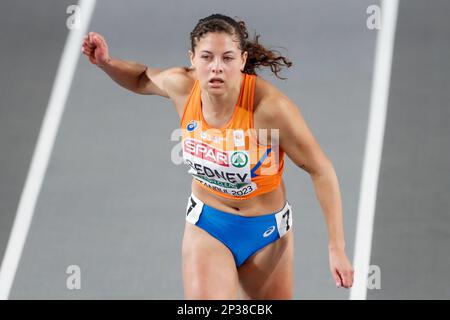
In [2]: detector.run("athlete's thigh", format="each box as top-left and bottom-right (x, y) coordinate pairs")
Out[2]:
(237, 230), (294, 299)
(182, 222), (239, 299)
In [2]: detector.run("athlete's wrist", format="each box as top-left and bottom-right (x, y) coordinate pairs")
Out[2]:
(98, 56), (112, 69)
(328, 242), (346, 252)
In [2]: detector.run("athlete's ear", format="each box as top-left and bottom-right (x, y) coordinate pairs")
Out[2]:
(241, 51), (248, 72)
(188, 50), (195, 68)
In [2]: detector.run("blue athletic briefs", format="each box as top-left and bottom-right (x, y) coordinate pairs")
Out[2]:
(185, 193), (293, 267)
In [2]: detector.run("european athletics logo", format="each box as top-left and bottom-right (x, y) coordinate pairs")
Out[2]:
(186, 120), (197, 132)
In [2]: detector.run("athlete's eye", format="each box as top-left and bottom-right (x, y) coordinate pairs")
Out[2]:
(224, 57), (233, 61)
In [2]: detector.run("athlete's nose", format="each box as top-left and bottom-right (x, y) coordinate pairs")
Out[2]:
(211, 58), (224, 73)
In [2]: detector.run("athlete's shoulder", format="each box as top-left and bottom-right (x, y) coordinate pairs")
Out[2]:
(253, 75), (292, 122)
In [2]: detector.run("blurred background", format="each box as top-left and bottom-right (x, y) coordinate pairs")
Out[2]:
(0, 0), (448, 299)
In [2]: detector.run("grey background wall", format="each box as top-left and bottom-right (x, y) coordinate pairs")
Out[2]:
(0, 0), (73, 286)
(368, 0), (450, 299)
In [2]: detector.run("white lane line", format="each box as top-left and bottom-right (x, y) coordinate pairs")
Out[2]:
(350, 0), (399, 300)
(0, 0), (96, 300)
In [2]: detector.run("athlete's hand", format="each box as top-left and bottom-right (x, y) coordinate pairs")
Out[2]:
(329, 248), (354, 289)
(81, 32), (111, 67)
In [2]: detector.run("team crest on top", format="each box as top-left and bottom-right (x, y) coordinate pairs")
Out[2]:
(186, 120), (198, 132)
(233, 129), (245, 147)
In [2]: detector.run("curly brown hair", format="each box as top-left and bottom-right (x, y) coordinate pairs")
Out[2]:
(190, 13), (293, 80)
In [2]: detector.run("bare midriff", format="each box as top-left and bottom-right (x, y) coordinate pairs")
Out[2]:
(191, 178), (287, 217)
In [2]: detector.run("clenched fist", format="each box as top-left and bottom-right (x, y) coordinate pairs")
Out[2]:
(81, 32), (111, 67)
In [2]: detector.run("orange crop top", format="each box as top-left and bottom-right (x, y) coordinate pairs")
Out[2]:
(180, 73), (285, 200)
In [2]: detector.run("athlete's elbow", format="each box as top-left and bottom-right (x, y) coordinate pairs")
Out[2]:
(303, 157), (334, 178)
(132, 70), (151, 94)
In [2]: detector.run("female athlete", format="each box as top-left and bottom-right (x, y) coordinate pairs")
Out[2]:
(81, 13), (354, 299)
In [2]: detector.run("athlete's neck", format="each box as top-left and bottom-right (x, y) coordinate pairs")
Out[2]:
(201, 73), (243, 117)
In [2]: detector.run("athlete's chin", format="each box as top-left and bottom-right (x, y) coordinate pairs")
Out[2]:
(206, 87), (226, 95)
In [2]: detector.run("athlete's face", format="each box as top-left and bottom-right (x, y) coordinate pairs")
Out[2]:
(189, 32), (247, 95)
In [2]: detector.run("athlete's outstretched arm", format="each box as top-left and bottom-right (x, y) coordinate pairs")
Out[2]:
(255, 94), (354, 289)
(81, 31), (173, 97)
